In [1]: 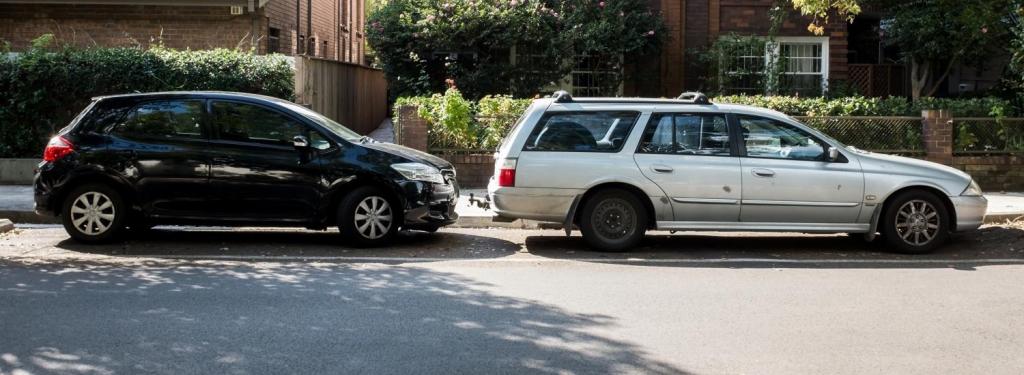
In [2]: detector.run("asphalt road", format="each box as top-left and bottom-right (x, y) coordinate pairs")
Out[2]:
(2, 226), (1024, 374)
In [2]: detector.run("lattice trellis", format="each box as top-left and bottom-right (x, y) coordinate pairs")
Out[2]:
(795, 116), (924, 154)
(953, 117), (1024, 154)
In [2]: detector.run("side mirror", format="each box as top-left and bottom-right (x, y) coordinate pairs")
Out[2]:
(292, 135), (310, 149)
(827, 146), (840, 161)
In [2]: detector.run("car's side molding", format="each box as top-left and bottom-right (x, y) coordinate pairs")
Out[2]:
(656, 221), (870, 233)
(741, 200), (861, 207)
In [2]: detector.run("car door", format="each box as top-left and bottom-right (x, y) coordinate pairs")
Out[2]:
(206, 100), (325, 222)
(633, 112), (742, 222)
(736, 114), (864, 223)
(106, 99), (213, 218)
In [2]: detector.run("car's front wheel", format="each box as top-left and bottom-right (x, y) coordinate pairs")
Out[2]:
(61, 183), (127, 244)
(579, 189), (648, 251)
(338, 186), (399, 247)
(881, 190), (950, 254)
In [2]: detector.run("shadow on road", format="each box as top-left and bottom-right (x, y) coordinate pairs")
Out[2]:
(0, 262), (691, 374)
(53, 228), (521, 261)
(523, 225), (1024, 269)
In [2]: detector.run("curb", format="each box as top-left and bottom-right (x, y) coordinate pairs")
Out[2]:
(0, 219), (13, 233)
(0, 210), (1019, 229)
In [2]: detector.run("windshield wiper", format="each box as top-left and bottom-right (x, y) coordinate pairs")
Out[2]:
(359, 136), (376, 143)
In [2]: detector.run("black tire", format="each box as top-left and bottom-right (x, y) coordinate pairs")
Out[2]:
(579, 189), (648, 251)
(61, 183), (128, 244)
(337, 186), (400, 247)
(880, 190), (950, 254)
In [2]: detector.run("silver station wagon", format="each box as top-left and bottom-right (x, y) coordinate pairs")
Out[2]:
(487, 92), (988, 253)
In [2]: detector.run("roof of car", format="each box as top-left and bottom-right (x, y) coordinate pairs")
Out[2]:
(91, 91), (289, 104)
(538, 96), (794, 121)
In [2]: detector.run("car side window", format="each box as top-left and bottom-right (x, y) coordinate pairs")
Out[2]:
(114, 100), (205, 140)
(638, 113), (731, 156)
(738, 115), (826, 161)
(210, 101), (304, 147)
(522, 111), (639, 152)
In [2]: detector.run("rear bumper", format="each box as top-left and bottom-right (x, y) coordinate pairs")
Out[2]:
(950, 195), (987, 231)
(487, 178), (580, 222)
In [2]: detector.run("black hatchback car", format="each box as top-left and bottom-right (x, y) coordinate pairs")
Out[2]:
(34, 91), (459, 246)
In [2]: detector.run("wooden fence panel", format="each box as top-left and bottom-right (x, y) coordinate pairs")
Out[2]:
(294, 56), (388, 135)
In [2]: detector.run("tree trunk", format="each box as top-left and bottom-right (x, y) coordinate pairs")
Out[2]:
(910, 59), (930, 101)
(925, 59), (957, 98)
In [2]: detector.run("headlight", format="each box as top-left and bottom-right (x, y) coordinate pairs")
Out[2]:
(391, 162), (444, 184)
(961, 180), (983, 196)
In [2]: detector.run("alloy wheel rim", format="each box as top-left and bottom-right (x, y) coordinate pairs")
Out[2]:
(70, 191), (116, 236)
(895, 199), (940, 246)
(592, 199), (635, 240)
(354, 196), (392, 240)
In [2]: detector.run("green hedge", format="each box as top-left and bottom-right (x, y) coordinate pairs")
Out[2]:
(0, 40), (294, 157)
(714, 95), (1018, 117)
(397, 93), (1020, 150)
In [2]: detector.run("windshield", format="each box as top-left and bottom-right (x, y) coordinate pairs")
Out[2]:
(281, 102), (363, 142)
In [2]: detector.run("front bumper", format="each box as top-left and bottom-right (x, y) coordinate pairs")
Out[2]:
(950, 195), (987, 231)
(400, 180), (459, 229)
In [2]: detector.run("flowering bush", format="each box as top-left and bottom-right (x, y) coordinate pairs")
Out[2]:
(367, 0), (666, 99)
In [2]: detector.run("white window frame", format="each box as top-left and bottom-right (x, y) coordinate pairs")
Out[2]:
(769, 36), (830, 94)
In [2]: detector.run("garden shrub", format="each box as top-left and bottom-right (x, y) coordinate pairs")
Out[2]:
(397, 92), (1021, 150)
(367, 0), (667, 99)
(0, 36), (294, 158)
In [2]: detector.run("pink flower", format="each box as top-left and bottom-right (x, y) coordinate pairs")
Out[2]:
(426, 15), (435, 21)
(598, 1), (605, 7)
(510, 0), (518, 5)
(647, 30), (655, 36)
(981, 27), (989, 33)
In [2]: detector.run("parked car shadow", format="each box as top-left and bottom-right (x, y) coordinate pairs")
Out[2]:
(54, 227), (521, 261)
(523, 224), (1024, 269)
(0, 261), (691, 374)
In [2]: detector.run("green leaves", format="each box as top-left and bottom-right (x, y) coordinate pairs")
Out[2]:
(0, 39), (294, 157)
(715, 95), (1017, 117)
(367, 0), (667, 99)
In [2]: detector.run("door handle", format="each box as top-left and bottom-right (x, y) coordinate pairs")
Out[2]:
(751, 168), (775, 177)
(651, 164), (674, 173)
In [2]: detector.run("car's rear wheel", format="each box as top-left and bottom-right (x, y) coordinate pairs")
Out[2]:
(881, 190), (950, 254)
(579, 189), (648, 251)
(61, 184), (127, 244)
(338, 186), (399, 247)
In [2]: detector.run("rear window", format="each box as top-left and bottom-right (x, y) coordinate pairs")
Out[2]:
(112, 100), (205, 140)
(522, 111), (640, 152)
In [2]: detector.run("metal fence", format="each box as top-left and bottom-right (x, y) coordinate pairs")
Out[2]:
(952, 117), (1024, 155)
(427, 115), (929, 155)
(794, 116), (924, 154)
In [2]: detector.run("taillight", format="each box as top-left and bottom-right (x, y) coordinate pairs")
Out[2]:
(497, 158), (517, 187)
(43, 136), (75, 162)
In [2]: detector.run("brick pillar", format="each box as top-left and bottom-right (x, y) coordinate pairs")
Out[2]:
(921, 109), (953, 165)
(396, 105), (429, 152)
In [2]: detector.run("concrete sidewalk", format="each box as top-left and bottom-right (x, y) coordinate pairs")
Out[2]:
(2, 185), (1022, 228)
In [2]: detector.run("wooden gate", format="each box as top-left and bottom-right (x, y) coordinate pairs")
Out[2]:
(294, 56), (388, 135)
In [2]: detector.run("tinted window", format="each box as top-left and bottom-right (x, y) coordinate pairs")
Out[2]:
(211, 101), (304, 147)
(638, 113), (731, 156)
(739, 115), (825, 161)
(523, 111), (639, 152)
(114, 100), (205, 139)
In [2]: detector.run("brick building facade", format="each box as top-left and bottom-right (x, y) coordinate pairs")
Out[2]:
(610, 0), (851, 98)
(0, 0), (365, 65)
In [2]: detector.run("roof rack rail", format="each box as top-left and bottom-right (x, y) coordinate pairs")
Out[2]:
(677, 91), (711, 105)
(551, 90), (573, 103)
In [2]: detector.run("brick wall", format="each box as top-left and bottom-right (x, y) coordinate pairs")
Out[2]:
(0, 4), (262, 51)
(263, 0), (363, 64)
(0, 1), (365, 65)
(953, 156), (1024, 192)
(437, 153), (494, 189)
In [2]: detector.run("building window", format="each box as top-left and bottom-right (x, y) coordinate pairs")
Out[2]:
(267, 28), (280, 54)
(775, 38), (828, 96)
(719, 36), (829, 96)
(510, 46), (622, 97)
